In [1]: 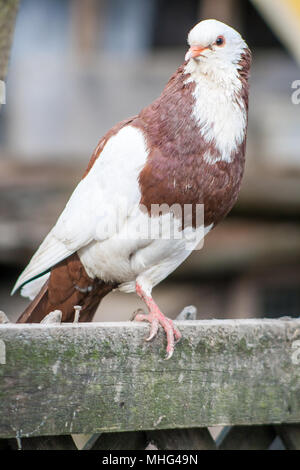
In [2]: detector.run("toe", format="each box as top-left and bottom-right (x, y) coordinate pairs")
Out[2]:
(165, 343), (174, 360)
(146, 317), (159, 341)
(134, 312), (149, 322)
(173, 325), (182, 342)
(131, 308), (146, 321)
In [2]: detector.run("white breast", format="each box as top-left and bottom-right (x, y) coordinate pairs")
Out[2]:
(79, 203), (213, 294)
(184, 61), (247, 163)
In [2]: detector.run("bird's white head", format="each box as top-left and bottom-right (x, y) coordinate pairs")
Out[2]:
(185, 19), (249, 84)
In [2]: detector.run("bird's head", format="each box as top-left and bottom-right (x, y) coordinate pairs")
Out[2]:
(185, 19), (250, 83)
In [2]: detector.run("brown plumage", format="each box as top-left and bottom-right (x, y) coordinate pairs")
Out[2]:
(136, 53), (250, 228)
(17, 254), (116, 323)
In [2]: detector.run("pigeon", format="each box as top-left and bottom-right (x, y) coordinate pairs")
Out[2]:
(12, 19), (251, 359)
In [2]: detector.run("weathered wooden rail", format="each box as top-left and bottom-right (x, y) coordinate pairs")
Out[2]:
(0, 317), (299, 449)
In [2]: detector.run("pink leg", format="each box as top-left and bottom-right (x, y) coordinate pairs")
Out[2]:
(134, 282), (181, 359)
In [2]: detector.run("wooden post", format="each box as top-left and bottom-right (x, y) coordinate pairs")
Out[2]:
(0, 0), (19, 106)
(198, 0), (242, 30)
(70, 0), (101, 60)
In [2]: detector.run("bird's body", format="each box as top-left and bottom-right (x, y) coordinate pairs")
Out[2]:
(13, 20), (251, 358)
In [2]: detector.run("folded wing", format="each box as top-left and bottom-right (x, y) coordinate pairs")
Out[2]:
(12, 125), (148, 295)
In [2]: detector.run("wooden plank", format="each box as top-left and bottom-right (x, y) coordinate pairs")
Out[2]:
(217, 425), (276, 450)
(0, 319), (299, 438)
(275, 424), (300, 450)
(199, 0), (242, 30)
(147, 428), (216, 450)
(71, 306), (197, 450)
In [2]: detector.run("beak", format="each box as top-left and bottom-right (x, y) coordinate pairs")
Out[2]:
(185, 45), (208, 61)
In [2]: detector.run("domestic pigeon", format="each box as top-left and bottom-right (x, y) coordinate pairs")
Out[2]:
(12, 19), (251, 359)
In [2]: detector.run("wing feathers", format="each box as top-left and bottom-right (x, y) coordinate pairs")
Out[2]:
(12, 124), (148, 297)
(11, 231), (74, 295)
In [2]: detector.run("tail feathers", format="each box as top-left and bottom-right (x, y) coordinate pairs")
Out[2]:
(16, 253), (116, 324)
(20, 272), (50, 300)
(11, 231), (74, 296)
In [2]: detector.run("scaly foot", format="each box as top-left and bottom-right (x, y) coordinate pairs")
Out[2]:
(134, 282), (181, 359)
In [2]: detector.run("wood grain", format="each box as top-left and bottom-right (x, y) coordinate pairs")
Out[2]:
(0, 318), (299, 439)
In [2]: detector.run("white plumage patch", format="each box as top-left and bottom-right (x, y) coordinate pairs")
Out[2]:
(184, 62), (246, 163)
(184, 19), (247, 163)
(21, 272), (50, 300)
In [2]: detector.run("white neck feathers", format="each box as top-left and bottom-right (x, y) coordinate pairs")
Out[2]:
(184, 60), (247, 164)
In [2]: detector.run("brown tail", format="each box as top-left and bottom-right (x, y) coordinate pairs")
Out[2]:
(17, 253), (116, 323)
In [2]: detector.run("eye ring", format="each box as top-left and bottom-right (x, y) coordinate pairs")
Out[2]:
(215, 35), (225, 47)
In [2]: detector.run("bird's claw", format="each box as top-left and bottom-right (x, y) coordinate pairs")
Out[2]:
(133, 309), (181, 359)
(146, 318), (159, 341)
(165, 348), (174, 360)
(130, 308), (146, 321)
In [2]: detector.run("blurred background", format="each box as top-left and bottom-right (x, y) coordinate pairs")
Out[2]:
(0, 0), (300, 323)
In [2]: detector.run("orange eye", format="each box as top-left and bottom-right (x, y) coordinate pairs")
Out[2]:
(215, 35), (225, 46)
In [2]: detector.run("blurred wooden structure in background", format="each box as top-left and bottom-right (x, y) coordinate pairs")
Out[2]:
(0, 0), (19, 81)
(0, 0), (19, 107)
(1, 157), (300, 263)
